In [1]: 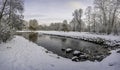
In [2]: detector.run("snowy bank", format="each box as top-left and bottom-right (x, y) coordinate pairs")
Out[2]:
(35, 31), (120, 47)
(0, 36), (120, 70)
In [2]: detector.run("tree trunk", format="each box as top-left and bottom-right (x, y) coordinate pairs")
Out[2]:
(0, 0), (8, 20)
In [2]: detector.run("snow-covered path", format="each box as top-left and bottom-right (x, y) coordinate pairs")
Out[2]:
(0, 36), (120, 70)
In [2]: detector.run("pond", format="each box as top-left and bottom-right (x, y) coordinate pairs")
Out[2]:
(17, 32), (111, 62)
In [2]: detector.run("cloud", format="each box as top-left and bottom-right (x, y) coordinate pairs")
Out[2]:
(68, 1), (83, 9)
(68, 0), (93, 10)
(24, 14), (46, 18)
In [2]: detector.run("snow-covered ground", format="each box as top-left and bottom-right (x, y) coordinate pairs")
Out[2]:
(0, 35), (120, 70)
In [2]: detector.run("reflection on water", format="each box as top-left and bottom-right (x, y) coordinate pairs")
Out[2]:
(17, 32), (38, 42)
(29, 33), (38, 42)
(17, 32), (111, 62)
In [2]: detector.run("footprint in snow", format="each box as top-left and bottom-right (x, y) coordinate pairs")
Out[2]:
(50, 64), (55, 67)
(7, 47), (12, 49)
(109, 62), (117, 66)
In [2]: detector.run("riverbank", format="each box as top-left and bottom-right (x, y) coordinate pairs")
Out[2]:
(36, 31), (120, 47)
(0, 35), (120, 70)
(17, 31), (120, 47)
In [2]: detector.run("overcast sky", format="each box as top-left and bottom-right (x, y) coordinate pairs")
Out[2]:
(24, 0), (93, 25)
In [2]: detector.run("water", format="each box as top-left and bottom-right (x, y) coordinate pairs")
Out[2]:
(17, 32), (111, 62)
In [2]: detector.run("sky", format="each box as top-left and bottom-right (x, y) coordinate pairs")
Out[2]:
(24, 0), (93, 25)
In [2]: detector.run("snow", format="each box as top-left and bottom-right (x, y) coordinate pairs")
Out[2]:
(0, 35), (120, 70)
(73, 50), (80, 54)
(66, 48), (72, 52)
(71, 56), (79, 62)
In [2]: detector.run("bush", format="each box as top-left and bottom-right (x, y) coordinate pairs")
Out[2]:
(0, 23), (14, 43)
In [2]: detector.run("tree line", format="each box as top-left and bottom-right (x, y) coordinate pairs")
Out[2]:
(24, 0), (120, 35)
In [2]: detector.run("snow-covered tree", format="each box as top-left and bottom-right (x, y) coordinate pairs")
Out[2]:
(29, 19), (38, 30)
(85, 6), (92, 32)
(71, 9), (83, 32)
(70, 18), (77, 31)
(94, 0), (120, 34)
(60, 20), (69, 31)
(48, 23), (61, 31)
(0, 0), (24, 42)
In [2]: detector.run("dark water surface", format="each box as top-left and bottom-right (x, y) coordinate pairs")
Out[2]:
(17, 32), (111, 62)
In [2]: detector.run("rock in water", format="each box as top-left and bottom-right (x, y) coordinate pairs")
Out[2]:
(66, 48), (73, 53)
(96, 56), (103, 62)
(72, 56), (79, 62)
(73, 50), (81, 56)
(61, 48), (66, 51)
(80, 55), (88, 59)
(117, 50), (120, 53)
(45, 51), (49, 53)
